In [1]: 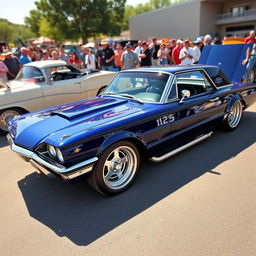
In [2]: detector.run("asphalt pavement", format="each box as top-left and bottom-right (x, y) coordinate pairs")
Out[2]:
(0, 105), (256, 256)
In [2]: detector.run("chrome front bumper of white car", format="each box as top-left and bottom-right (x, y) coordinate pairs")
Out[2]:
(7, 135), (98, 180)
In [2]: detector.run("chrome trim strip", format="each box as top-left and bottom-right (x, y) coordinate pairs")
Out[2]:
(10, 141), (98, 176)
(149, 132), (213, 162)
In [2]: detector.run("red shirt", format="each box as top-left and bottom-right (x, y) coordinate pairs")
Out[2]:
(172, 46), (181, 65)
(244, 36), (256, 44)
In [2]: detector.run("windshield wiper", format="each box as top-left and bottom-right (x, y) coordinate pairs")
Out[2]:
(101, 92), (117, 96)
(120, 94), (143, 104)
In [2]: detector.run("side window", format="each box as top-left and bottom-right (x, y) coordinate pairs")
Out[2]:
(167, 77), (177, 101)
(175, 71), (213, 99)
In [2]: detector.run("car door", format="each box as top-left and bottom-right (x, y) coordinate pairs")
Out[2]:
(163, 70), (223, 146)
(41, 66), (88, 107)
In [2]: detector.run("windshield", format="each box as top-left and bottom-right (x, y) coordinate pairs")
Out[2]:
(15, 66), (45, 83)
(103, 71), (170, 103)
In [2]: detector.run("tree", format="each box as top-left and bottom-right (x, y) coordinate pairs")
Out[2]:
(149, 0), (170, 9)
(123, 0), (172, 30)
(0, 18), (34, 44)
(30, 0), (126, 43)
(25, 9), (42, 37)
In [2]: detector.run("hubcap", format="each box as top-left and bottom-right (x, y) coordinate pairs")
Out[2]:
(227, 101), (242, 128)
(103, 146), (137, 190)
(0, 110), (20, 131)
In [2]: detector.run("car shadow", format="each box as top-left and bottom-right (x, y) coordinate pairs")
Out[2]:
(17, 111), (256, 246)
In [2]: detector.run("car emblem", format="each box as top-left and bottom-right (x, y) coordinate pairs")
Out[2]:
(74, 147), (82, 153)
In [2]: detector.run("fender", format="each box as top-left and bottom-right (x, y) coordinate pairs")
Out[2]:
(225, 94), (244, 114)
(97, 130), (146, 155)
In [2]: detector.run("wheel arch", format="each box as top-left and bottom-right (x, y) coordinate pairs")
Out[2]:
(225, 95), (246, 113)
(97, 131), (147, 157)
(0, 106), (29, 115)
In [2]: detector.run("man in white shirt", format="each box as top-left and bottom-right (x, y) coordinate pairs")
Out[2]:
(179, 39), (194, 65)
(192, 37), (203, 64)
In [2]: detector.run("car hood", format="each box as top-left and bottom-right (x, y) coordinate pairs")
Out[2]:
(10, 96), (150, 149)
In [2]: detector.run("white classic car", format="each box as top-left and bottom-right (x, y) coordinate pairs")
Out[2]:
(0, 60), (115, 135)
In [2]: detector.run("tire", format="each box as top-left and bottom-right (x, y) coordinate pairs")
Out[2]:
(0, 108), (24, 135)
(88, 141), (140, 195)
(221, 100), (243, 131)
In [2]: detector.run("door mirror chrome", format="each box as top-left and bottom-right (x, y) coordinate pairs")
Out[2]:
(179, 89), (190, 103)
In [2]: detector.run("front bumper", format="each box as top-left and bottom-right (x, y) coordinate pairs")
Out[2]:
(7, 135), (98, 180)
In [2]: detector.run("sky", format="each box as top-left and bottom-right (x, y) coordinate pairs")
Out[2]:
(0, 0), (149, 25)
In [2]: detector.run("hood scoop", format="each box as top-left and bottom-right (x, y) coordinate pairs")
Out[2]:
(50, 97), (128, 121)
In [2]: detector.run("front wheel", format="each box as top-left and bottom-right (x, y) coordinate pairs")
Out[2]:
(88, 141), (140, 195)
(221, 100), (243, 131)
(0, 108), (24, 135)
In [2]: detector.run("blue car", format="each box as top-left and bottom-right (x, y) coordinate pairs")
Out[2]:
(7, 65), (256, 195)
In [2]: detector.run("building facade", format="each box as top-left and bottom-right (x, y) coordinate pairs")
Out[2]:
(129, 0), (256, 40)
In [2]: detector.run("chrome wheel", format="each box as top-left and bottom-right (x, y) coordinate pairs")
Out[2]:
(88, 141), (140, 195)
(103, 146), (138, 190)
(0, 109), (21, 133)
(227, 101), (243, 129)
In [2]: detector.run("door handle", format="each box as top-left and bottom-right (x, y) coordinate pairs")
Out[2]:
(74, 81), (81, 85)
(210, 97), (219, 102)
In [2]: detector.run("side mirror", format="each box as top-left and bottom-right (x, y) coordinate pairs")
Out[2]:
(179, 89), (190, 103)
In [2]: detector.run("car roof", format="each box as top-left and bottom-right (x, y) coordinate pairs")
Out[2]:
(124, 65), (220, 75)
(24, 60), (67, 69)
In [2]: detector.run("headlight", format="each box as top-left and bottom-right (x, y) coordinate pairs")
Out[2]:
(48, 145), (56, 157)
(56, 148), (64, 163)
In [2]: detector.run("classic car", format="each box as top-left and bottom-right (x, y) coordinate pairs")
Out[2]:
(7, 65), (256, 195)
(0, 60), (115, 135)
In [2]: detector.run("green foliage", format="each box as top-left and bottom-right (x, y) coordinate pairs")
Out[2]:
(149, 0), (171, 9)
(123, 0), (172, 30)
(25, 0), (126, 43)
(24, 9), (42, 37)
(39, 18), (65, 41)
(0, 18), (34, 45)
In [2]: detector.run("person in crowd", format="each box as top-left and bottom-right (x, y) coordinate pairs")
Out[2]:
(80, 46), (88, 69)
(41, 51), (50, 61)
(114, 43), (123, 71)
(59, 46), (68, 63)
(135, 40), (142, 56)
(94, 43), (101, 69)
(244, 30), (256, 44)
(150, 37), (160, 66)
(168, 39), (176, 64)
(121, 44), (139, 70)
(0, 54), (9, 81)
(19, 47), (32, 65)
(192, 37), (203, 64)
(204, 34), (213, 45)
(85, 48), (96, 70)
(2, 49), (21, 80)
(242, 43), (256, 83)
(29, 51), (37, 61)
(172, 39), (183, 65)
(179, 39), (194, 65)
(98, 39), (115, 71)
(139, 41), (152, 67)
(50, 50), (59, 60)
(68, 52), (81, 69)
(157, 42), (169, 65)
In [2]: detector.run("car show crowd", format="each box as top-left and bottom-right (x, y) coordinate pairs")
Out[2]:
(1, 30), (256, 83)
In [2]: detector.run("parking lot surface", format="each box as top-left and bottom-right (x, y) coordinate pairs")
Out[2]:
(0, 105), (256, 256)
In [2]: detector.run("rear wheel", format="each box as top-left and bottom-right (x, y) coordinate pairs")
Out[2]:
(221, 100), (243, 131)
(88, 141), (140, 195)
(0, 108), (24, 135)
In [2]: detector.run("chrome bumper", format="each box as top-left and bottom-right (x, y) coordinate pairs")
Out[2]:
(7, 135), (98, 180)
